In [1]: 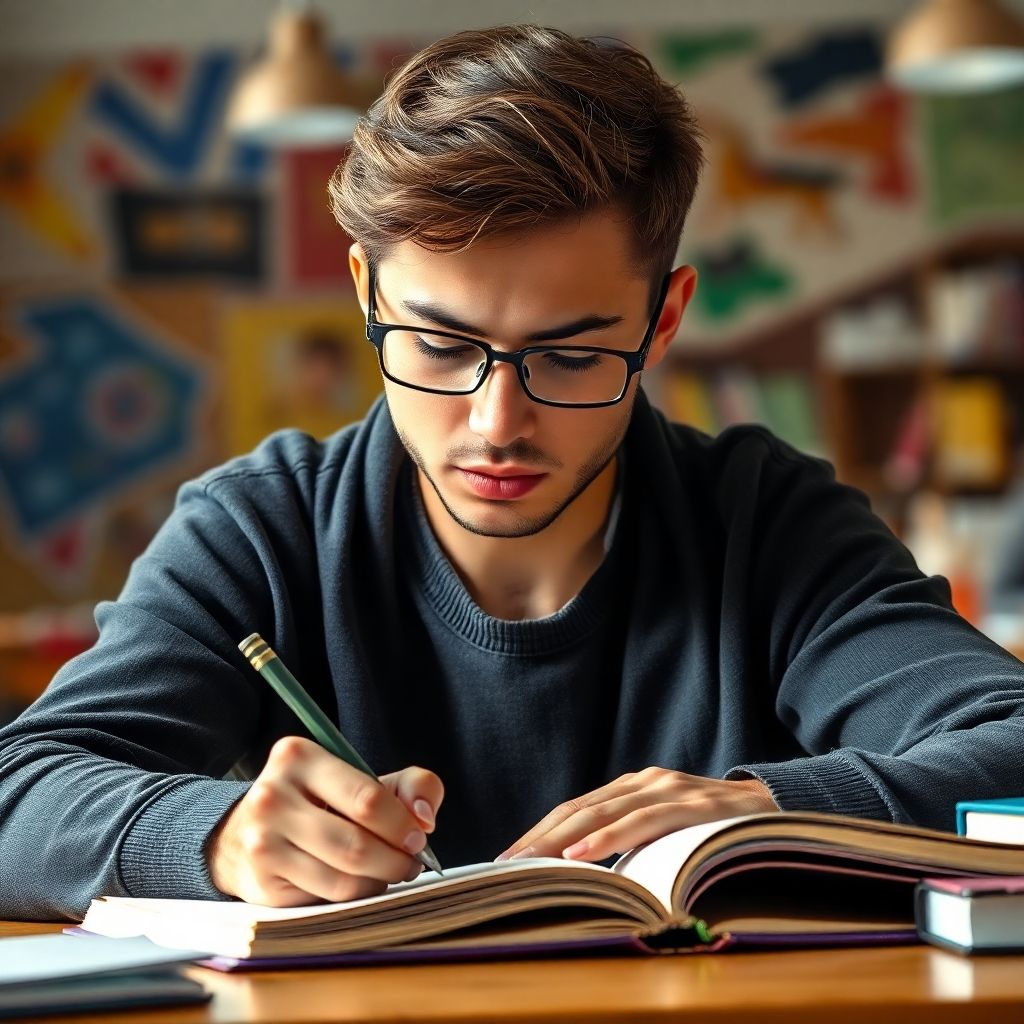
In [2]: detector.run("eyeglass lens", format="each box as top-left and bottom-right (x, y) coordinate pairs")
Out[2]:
(381, 330), (630, 404)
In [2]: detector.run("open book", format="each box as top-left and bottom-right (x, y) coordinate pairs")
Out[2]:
(80, 812), (1024, 967)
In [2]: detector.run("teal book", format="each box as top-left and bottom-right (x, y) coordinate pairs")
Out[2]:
(956, 797), (1024, 843)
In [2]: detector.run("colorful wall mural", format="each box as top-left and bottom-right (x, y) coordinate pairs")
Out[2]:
(0, 22), (1022, 615)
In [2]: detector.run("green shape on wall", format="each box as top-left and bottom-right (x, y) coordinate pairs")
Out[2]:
(658, 30), (759, 77)
(692, 237), (793, 322)
(922, 84), (1024, 225)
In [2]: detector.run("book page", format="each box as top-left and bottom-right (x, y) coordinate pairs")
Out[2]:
(86, 857), (613, 928)
(612, 815), (760, 914)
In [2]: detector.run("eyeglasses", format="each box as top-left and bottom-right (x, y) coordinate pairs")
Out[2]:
(365, 267), (670, 409)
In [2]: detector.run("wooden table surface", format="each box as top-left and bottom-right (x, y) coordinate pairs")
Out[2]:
(4, 921), (1023, 1024)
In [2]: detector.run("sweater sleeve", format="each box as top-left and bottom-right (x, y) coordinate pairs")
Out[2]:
(721, 432), (1024, 831)
(0, 472), (294, 920)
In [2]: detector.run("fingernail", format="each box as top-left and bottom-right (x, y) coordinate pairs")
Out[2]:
(403, 830), (426, 855)
(413, 798), (435, 829)
(563, 840), (589, 859)
(509, 845), (535, 861)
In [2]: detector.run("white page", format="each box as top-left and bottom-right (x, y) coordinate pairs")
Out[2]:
(89, 856), (613, 928)
(612, 815), (759, 914)
(0, 934), (202, 986)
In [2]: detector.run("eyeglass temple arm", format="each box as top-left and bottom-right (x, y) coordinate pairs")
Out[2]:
(365, 265), (378, 339)
(639, 275), (672, 358)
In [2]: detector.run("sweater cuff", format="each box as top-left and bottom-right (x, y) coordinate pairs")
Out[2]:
(120, 777), (251, 900)
(725, 751), (894, 821)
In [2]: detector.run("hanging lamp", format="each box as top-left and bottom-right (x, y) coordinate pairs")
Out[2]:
(226, 1), (363, 147)
(888, 0), (1024, 93)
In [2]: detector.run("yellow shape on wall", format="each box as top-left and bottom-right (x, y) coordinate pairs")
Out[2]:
(222, 300), (382, 456)
(0, 64), (95, 260)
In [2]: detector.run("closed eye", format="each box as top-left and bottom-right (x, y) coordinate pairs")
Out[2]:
(541, 352), (603, 373)
(412, 337), (478, 361)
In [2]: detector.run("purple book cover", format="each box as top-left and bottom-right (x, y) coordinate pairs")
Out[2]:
(194, 929), (917, 972)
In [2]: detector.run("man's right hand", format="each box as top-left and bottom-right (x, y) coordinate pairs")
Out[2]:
(206, 736), (443, 906)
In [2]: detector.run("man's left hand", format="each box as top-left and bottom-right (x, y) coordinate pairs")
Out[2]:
(495, 768), (778, 863)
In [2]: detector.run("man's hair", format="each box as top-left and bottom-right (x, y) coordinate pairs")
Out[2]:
(328, 24), (705, 301)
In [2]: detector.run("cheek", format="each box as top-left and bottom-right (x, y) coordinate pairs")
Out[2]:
(385, 383), (463, 450)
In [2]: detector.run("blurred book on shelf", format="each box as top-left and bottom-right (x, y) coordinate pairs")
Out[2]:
(928, 261), (1024, 366)
(821, 296), (926, 370)
(932, 378), (1010, 491)
(663, 368), (823, 456)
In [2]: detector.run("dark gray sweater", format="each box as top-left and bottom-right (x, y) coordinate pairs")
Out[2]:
(2, 392), (1023, 920)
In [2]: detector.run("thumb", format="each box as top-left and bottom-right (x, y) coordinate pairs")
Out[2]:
(379, 765), (444, 832)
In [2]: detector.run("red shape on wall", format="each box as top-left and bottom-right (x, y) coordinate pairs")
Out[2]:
(284, 145), (354, 289)
(777, 86), (914, 203)
(86, 143), (136, 185)
(122, 51), (184, 96)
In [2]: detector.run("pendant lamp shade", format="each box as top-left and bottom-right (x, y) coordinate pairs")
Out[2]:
(226, 6), (363, 147)
(888, 0), (1024, 93)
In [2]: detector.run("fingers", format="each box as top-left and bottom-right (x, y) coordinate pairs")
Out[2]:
(501, 789), (653, 861)
(270, 737), (427, 860)
(381, 765), (445, 832)
(208, 736), (446, 906)
(559, 803), (699, 862)
(230, 828), (390, 906)
(497, 771), (649, 860)
(495, 769), (772, 864)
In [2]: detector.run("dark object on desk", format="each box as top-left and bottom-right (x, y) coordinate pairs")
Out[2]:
(0, 933), (209, 1018)
(916, 876), (1024, 954)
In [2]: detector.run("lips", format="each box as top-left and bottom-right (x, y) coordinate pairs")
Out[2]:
(457, 467), (545, 500)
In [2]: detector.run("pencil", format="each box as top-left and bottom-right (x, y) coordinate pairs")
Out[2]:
(238, 632), (444, 876)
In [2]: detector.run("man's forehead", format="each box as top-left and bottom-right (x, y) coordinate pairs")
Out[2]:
(376, 228), (647, 321)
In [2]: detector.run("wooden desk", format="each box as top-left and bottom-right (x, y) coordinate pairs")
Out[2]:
(4, 921), (1023, 1024)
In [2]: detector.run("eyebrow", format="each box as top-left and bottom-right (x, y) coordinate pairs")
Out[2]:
(400, 298), (624, 343)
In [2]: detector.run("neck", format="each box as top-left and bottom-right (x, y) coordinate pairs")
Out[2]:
(418, 459), (619, 620)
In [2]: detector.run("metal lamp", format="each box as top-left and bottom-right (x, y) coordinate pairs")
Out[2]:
(888, 0), (1024, 92)
(226, 2), (363, 147)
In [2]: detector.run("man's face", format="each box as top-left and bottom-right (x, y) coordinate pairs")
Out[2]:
(353, 211), (685, 539)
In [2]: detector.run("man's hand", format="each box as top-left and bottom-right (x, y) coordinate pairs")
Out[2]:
(496, 768), (776, 863)
(207, 736), (443, 906)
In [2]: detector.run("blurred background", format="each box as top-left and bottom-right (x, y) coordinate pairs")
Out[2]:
(2, 0), (1024, 722)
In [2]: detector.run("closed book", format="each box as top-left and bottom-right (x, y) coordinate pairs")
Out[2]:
(78, 811), (1024, 968)
(956, 797), (1024, 844)
(916, 876), (1024, 954)
(0, 934), (209, 1018)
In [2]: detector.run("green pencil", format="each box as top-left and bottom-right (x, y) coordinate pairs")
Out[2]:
(238, 632), (443, 875)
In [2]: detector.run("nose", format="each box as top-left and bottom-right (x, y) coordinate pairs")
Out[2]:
(466, 359), (536, 449)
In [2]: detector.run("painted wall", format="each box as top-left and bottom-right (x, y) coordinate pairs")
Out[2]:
(0, 20), (1022, 615)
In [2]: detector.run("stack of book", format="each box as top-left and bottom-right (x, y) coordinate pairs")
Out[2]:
(916, 797), (1024, 954)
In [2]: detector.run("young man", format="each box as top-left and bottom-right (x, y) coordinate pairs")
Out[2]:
(1, 25), (1022, 920)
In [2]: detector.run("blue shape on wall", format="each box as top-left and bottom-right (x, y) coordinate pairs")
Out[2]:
(91, 52), (235, 178)
(0, 297), (200, 537)
(762, 31), (882, 107)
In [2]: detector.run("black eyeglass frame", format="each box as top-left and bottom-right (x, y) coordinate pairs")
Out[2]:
(364, 267), (671, 409)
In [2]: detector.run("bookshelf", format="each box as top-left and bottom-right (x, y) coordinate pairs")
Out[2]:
(665, 229), (1024, 514)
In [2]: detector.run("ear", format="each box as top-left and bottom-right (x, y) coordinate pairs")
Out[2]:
(349, 242), (370, 316)
(643, 264), (698, 371)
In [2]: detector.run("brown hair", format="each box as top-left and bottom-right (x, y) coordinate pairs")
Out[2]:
(328, 24), (705, 302)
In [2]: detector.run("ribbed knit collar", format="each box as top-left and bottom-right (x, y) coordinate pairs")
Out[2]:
(399, 459), (627, 657)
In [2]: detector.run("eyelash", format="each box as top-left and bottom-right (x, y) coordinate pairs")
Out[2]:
(542, 352), (601, 373)
(413, 338), (476, 361)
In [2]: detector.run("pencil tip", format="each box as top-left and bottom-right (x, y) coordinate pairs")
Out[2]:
(420, 845), (444, 875)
